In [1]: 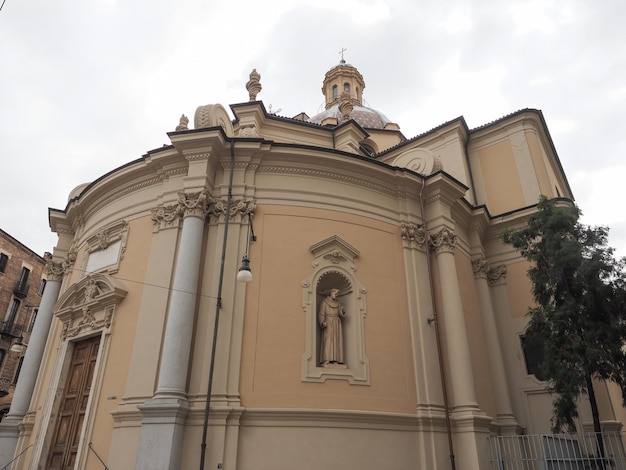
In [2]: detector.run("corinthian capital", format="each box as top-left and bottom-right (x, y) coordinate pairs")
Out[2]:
(429, 227), (457, 254)
(472, 257), (489, 279)
(400, 222), (427, 249)
(45, 259), (68, 282)
(487, 264), (507, 286)
(208, 198), (256, 222)
(151, 203), (181, 227)
(177, 191), (209, 218)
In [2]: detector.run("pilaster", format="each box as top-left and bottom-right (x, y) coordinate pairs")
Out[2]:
(472, 257), (520, 434)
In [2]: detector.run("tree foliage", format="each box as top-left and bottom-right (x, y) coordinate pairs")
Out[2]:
(503, 196), (626, 433)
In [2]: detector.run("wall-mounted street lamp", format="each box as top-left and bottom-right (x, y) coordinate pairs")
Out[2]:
(236, 212), (257, 283)
(9, 337), (26, 355)
(199, 141), (258, 469)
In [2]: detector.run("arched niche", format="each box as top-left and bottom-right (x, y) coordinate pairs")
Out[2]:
(301, 236), (369, 384)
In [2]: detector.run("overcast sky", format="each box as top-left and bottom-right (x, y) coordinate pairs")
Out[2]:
(1, 0), (625, 260)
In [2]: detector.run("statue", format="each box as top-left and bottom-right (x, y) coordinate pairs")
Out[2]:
(318, 288), (346, 366)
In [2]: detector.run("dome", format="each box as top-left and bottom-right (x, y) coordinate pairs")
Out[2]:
(308, 104), (392, 129)
(307, 60), (395, 130)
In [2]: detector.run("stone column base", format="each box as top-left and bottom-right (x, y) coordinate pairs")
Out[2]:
(0, 414), (24, 469)
(136, 397), (190, 470)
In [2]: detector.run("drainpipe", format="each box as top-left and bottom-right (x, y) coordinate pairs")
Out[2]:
(419, 179), (456, 470)
(199, 139), (236, 470)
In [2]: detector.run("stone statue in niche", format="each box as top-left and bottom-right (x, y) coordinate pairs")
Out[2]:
(319, 289), (347, 368)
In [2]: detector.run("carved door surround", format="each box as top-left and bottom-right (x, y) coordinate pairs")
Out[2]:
(301, 235), (369, 384)
(31, 273), (127, 469)
(46, 335), (101, 469)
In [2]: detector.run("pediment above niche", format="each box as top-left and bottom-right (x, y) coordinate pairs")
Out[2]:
(391, 148), (442, 175)
(309, 235), (360, 271)
(54, 273), (127, 340)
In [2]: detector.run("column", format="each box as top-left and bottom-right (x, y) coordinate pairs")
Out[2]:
(136, 191), (207, 470)
(0, 260), (64, 468)
(472, 258), (519, 433)
(430, 227), (478, 411)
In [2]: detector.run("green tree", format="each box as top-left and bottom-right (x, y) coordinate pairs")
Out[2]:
(503, 196), (626, 437)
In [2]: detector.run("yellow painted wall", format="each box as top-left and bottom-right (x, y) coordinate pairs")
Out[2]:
(525, 131), (554, 198)
(87, 216), (152, 465)
(240, 205), (417, 413)
(478, 140), (525, 215)
(505, 261), (534, 319)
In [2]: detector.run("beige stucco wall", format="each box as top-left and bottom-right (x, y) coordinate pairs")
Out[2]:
(476, 140), (526, 214)
(239, 205), (416, 413)
(526, 130), (554, 198)
(236, 425), (420, 470)
(88, 216), (152, 466)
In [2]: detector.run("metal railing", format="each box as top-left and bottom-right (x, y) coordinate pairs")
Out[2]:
(0, 377), (11, 394)
(1, 444), (33, 470)
(88, 442), (109, 469)
(0, 321), (23, 340)
(489, 432), (626, 469)
(12, 280), (29, 298)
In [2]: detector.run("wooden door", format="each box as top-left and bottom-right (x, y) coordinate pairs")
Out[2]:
(46, 335), (100, 469)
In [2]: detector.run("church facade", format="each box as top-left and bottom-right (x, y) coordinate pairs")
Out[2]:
(1, 61), (624, 469)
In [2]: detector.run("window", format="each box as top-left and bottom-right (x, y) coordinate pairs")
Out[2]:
(332, 85), (338, 99)
(0, 349), (5, 369)
(18, 267), (30, 287)
(344, 82), (350, 93)
(521, 329), (546, 381)
(5, 299), (20, 325)
(13, 267), (30, 298)
(39, 279), (47, 296)
(29, 308), (38, 332)
(13, 357), (24, 384)
(0, 254), (7, 274)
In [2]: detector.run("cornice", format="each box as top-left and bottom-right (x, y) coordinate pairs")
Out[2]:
(240, 408), (420, 432)
(421, 172), (468, 211)
(255, 165), (414, 201)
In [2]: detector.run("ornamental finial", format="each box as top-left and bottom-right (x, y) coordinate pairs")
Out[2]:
(246, 69), (262, 101)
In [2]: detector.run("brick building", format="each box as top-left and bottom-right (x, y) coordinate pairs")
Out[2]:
(0, 229), (47, 418)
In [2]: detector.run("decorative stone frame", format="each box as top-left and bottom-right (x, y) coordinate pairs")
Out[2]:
(30, 273), (127, 469)
(81, 220), (129, 275)
(301, 235), (369, 384)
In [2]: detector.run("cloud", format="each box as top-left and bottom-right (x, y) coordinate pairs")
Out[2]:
(0, 0), (625, 260)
